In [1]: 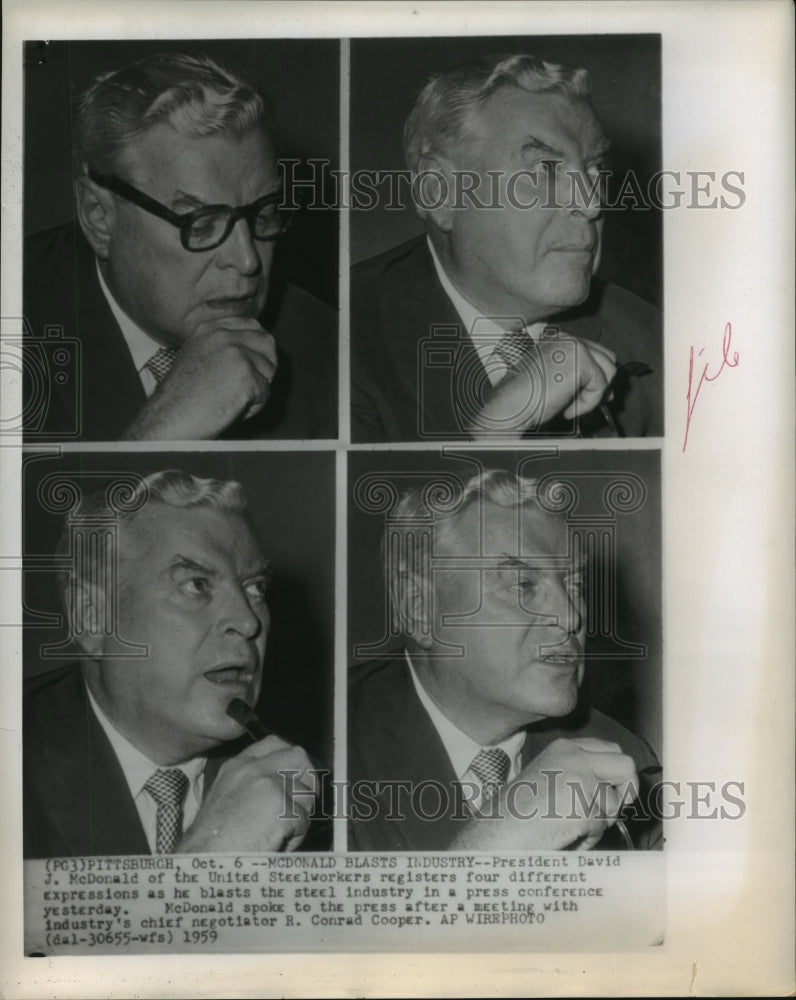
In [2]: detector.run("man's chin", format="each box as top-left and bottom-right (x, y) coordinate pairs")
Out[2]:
(189, 715), (249, 756)
(192, 688), (261, 749)
(534, 679), (581, 720)
(548, 279), (593, 314)
(518, 288), (591, 325)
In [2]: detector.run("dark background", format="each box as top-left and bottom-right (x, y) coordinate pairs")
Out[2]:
(348, 449), (662, 758)
(350, 35), (662, 308)
(23, 39), (340, 306)
(22, 450), (336, 766)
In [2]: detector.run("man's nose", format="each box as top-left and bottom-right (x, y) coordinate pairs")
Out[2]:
(540, 579), (584, 636)
(563, 165), (603, 222)
(217, 217), (262, 274)
(219, 586), (263, 640)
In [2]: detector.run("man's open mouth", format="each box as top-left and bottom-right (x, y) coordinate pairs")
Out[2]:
(538, 643), (583, 668)
(204, 665), (256, 686)
(205, 291), (261, 313)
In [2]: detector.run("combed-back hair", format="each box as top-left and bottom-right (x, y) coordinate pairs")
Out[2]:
(74, 52), (269, 174)
(383, 470), (562, 634)
(55, 469), (249, 603)
(403, 53), (591, 172)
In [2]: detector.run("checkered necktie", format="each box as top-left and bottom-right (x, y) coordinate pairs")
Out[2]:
(143, 346), (179, 384)
(490, 328), (534, 380)
(488, 328), (620, 438)
(469, 747), (511, 807)
(144, 768), (189, 854)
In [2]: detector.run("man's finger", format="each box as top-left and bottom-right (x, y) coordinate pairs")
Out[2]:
(581, 750), (638, 787)
(236, 734), (293, 758)
(241, 345), (278, 384)
(562, 369), (610, 419)
(289, 776), (319, 812)
(567, 738), (623, 754)
(233, 328), (278, 360)
(586, 344), (618, 385)
(613, 775), (640, 807)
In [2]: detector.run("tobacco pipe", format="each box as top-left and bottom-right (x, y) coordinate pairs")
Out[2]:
(614, 765), (664, 850)
(225, 698), (332, 847)
(226, 697), (273, 741)
(226, 697), (329, 775)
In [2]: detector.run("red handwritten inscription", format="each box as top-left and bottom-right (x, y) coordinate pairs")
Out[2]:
(683, 322), (740, 452)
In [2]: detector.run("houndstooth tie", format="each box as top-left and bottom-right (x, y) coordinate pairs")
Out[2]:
(144, 768), (189, 854)
(469, 747), (511, 807)
(143, 346), (180, 384)
(490, 328), (535, 379)
(490, 327), (620, 437)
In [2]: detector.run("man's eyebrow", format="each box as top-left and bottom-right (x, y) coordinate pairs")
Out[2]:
(497, 555), (533, 569)
(588, 136), (612, 159)
(495, 554), (588, 571)
(169, 554), (218, 576)
(520, 135), (562, 158)
(520, 134), (612, 160)
(244, 562), (272, 582)
(170, 185), (282, 212)
(171, 191), (208, 212)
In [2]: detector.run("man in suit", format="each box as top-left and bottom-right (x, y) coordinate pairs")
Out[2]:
(351, 53), (662, 442)
(348, 469), (662, 851)
(23, 52), (336, 441)
(24, 470), (321, 857)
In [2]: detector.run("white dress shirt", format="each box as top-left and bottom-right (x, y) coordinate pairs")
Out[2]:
(86, 686), (206, 852)
(426, 238), (546, 387)
(405, 652), (525, 814)
(95, 261), (168, 397)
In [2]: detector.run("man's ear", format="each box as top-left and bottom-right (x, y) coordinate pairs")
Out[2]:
(414, 152), (454, 234)
(75, 174), (116, 259)
(390, 569), (433, 649)
(67, 580), (105, 658)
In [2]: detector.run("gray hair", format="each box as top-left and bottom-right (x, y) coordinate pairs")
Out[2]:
(56, 469), (249, 605)
(74, 52), (269, 174)
(383, 470), (560, 634)
(403, 53), (591, 173)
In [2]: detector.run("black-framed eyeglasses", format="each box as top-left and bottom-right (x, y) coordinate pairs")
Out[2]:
(88, 169), (292, 252)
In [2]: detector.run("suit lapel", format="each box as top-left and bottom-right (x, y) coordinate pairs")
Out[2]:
(39, 667), (149, 856)
(85, 703), (151, 856)
(378, 239), (483, 439)
(72, 234), (147, 439)
(367, 658), (468, 850)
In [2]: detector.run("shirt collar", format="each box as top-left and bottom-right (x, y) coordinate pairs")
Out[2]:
(404, 650), (525, 781)
(86, 682), (206, 802)
(95, 260), (166, 374)
(426, 237), (546, 384)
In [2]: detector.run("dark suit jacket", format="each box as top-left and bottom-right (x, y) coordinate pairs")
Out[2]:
(23, 663), (235, 858)
(23, 662), (332, 857)
(351, 236), (663, 442)
(23, 224), (337, 441)
(348, 655), (661, 852)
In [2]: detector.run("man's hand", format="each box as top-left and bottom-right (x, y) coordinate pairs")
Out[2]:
(451, 737), (637, 851)
(122, 317), (278, 440)
(175, 736), (317, 854)
(468, 336), (616, 438)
